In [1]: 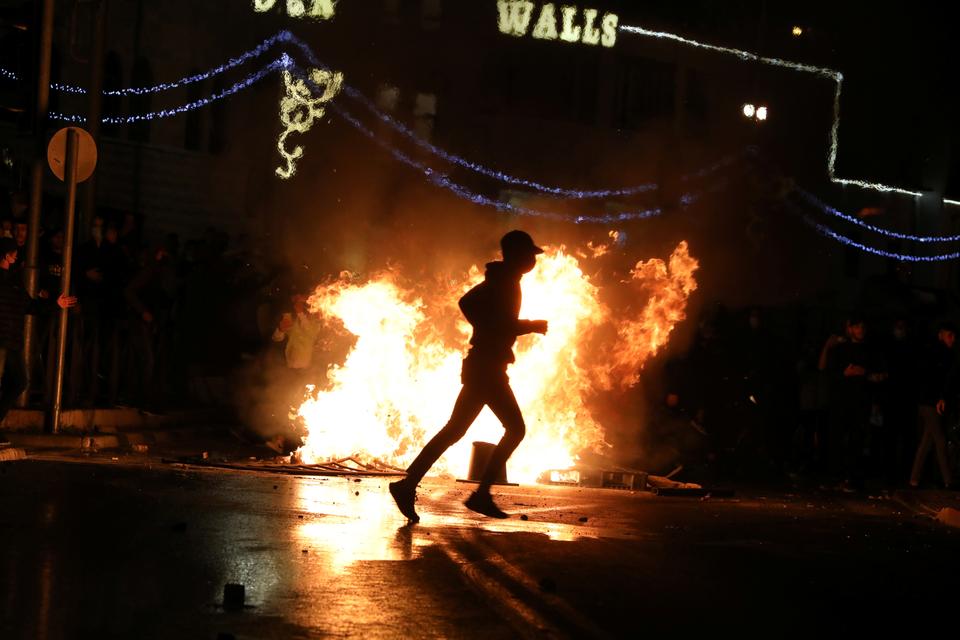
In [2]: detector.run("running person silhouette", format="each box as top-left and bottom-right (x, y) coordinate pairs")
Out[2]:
(390, 231), (548, 521)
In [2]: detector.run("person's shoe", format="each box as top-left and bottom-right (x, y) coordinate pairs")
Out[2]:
(464, 491), (509, 519)
(389, 480), (419, 523)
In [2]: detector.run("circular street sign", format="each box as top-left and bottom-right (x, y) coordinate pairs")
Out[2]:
(47, 127), (98, 183)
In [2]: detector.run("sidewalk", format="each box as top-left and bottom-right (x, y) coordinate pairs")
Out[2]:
(0, 407), (235, 452)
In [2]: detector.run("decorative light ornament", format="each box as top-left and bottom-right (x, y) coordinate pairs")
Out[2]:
(792, 26), (803, 37)
(755, 105), (768, 121)
(254, 0), (336, 19)
(742, 103), (756, 118)
(276, 67), (344, 179)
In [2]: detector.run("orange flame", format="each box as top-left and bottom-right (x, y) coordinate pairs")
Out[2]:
(296, 241), (698, 483)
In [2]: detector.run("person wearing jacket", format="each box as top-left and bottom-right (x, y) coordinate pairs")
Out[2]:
(909, 322), (957, 488)
(390, 230), (548, 521)
(0, 238), (76, 423)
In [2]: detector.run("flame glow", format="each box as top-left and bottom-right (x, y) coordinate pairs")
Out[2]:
(296, 241), (698, 483)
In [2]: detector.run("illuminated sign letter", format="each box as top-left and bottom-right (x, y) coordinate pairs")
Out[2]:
(600, 12), (618, 47)
(559, 5), (582, 42)
(581, 8), (601, 45)
(497, 0), (535, 37)
(254, 0), (336, 19)
(532, 3), (559, 40)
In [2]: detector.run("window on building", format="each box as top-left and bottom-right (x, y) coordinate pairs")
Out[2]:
(102, 51), (123, 137)
(128, 57), (153, 143)
(377, 84), (400, 112)
(413, 92), (437, 141)
(421, 0), (442, 29)
(208, 75), (227, 154)
(184, 69), (204, 151)
(616, 57), (677, 130)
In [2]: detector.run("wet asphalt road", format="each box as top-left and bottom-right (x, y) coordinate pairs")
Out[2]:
(1, 458), (958, 639)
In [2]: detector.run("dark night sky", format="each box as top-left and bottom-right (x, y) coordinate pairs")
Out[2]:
(607, 0), (959, 196)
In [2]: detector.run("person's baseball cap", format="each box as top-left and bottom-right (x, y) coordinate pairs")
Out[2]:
(500, 230), (543, 258)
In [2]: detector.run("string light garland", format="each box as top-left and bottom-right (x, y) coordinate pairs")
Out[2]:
(327, 97), (669, 223)
(795, 210), (960, 262)
(795, 188), (960, 243)
(48, 55), (293, 125)
(617, 22), (959, 208)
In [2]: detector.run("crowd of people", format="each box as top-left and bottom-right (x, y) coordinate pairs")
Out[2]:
(0, 204), (313, 423)
(651, 304), (959, 491)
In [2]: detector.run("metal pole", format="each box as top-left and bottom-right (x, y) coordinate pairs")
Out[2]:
(18, 0), (55, 408)
(80, 0), (108, 239)
(50, 129), (81, 434)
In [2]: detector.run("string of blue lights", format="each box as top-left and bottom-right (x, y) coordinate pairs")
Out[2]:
(795, 188), (960, 244)
(795, 210), (960, 262)
(48, 55), (292, 125)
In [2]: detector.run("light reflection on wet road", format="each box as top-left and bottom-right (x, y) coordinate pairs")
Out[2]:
(2, 459), (959, 638)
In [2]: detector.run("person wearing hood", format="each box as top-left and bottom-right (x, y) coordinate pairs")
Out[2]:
(390, 230), (549, 521)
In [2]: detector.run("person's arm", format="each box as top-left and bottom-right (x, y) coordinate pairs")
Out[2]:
(124, 265), (155, 321)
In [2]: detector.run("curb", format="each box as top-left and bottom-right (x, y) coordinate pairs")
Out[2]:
(0, 448), (27, 462)
(5, 426), (231, 452)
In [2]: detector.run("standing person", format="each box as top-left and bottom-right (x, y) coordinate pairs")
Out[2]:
(819, 315), (886, 491)
(0, 238), (75, 423)
(909, 322), (956, 489)
(389, 231), (549, 522)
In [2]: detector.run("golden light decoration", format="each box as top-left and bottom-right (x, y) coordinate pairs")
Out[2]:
(792, 25), (804, 36)
(276, 68), (344, 179)
(254, 0), (337, 19)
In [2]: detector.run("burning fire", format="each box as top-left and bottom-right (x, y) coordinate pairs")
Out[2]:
(295, 241), (698, 483)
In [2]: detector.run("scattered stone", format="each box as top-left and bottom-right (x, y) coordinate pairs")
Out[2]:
(520, 514), (529, 521)
(538, 577), (557, 593)
(223, 584), (245, 611)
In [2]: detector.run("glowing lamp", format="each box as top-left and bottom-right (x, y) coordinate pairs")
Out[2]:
(756, 106), (768, 121)
(792, 26), (803, 37)
(742, 103), (756, 118)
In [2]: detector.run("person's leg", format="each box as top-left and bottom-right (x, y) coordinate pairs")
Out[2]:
(930, 415), (953, 487)
(910, 406), (935, 486)
(463, 377), (525, 519)
(390, 384), (485, 522)
(404, 385), (485, 485)
(0, 349), (27, 424)
(477, 379), (526, 494)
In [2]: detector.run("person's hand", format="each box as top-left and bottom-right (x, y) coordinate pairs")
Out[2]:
(85, 268), (103, 283)
(843, 364), (866, 377)
(937, 399), (947, 416)
(57, 295), (77, 309)
(530, 320), (548, 335)
(142, 311), (154, 324)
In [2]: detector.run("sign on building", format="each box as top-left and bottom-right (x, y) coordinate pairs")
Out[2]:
(497, 1), (619, 48)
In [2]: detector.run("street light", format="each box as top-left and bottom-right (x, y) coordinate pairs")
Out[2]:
(742, 103), (768, 122)
(756, 106), (768, 121)
(742, 103), (756, 118)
